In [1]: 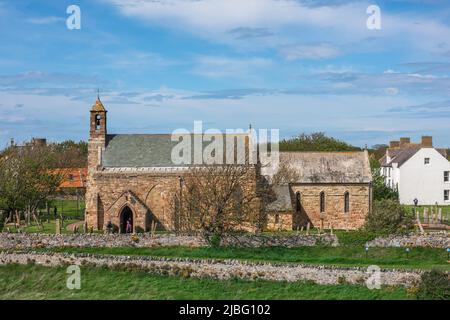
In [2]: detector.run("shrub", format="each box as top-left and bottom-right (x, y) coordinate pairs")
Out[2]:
(365, 199), (413, 234)
(209, 233), (221, 247)
(0, 211), (4, 232)
(337, 230), (379, 246)
(416, 270), (450, 300)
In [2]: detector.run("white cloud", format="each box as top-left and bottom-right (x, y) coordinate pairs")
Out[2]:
(27, 16), (65, 25)
(104, 0), (450, 56)
(280, 43), (340, 60)
(191, 55), (272, 79)
(384, 87), (399, 95)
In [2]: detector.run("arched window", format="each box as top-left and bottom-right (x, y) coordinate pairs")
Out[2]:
(344, 192), (350, 213)
(95, 114), (101, 130)
(320, 192), (325, 213)
(295, 192), (301, 213)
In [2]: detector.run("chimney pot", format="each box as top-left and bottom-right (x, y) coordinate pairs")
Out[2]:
(390, 141), (400, 148)
(421, 136), (433, 147)
(399, 137), (410, 146)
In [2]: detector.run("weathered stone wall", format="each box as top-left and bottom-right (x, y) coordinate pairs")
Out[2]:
(1, 232), (446, 249)
(0, 233), (338, 249)
(266, 212), (293, 231)
(290, 184), (370, 230)
(86, 167), (261, 233)
(86, 171), (181, 232)
(0, 251), (426, 287)
(366, 233), (449, 248)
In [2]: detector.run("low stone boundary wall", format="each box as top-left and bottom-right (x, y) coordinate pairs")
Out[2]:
(1, 232), (446, 249)
(0, 251), (423, 287)
(0, 233), (338, 249)
(366, 233), (449, 248)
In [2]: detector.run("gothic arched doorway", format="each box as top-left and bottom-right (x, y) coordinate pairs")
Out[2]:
(120, 206), (133, 234)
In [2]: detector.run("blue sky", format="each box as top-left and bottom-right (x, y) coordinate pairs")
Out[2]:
(1, 0), (450, 148)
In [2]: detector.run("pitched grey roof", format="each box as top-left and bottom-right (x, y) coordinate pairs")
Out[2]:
(266, 185), (293, 212)
(382, 147), (449, 168)
(271, 151), (372, 184)
(102, 134), (250, 168)
(389, 146), (421, 167)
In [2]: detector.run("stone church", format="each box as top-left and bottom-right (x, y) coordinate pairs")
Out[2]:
(85, 97), (372, 233)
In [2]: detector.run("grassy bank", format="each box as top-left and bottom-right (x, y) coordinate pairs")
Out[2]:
(0, 264), (410, 300)
(42, 246), (450, 270)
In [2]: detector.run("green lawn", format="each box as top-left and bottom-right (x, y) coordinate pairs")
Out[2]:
(0, 264), (411, 300)
(404, 205), (450, 225)
(42, 245), (450, 270)
(49, 199), (85, 219)
(5, 219), (82, 234)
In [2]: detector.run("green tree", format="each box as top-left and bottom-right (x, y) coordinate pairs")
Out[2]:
(365, 199), (413, 234)
(279, 132), (360, 152)
(0, 144), (64, 227)
(371, 169), (399, 201)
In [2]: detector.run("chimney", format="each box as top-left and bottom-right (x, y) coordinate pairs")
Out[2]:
(389, 141), (400, 148)
(399, 137), (410, 147)
(31, 138), (47, 147)
(421, 136), (433, 147)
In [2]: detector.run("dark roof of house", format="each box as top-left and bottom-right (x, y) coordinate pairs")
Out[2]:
(381, 147), (448, 167)
(266, 185), (293, 212)
(102, 133), (250, 167)
(273, 151), (372, 184)
(389, 146), (421, 167)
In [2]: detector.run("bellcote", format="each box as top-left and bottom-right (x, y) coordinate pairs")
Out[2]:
(90, 96), (107, 139)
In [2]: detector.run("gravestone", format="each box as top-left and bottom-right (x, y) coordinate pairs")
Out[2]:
(430, 207), (434, 223)
(55, 219), (61, 234)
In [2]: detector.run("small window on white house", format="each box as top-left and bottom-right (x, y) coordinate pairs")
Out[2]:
(444, 171), (449, 182)
(424, 158), (430, 165)
(445, 190), (449, 201)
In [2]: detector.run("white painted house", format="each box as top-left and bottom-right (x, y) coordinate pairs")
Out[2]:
(380, 136), (450, 205)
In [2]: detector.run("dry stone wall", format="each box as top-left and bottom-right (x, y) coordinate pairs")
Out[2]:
(0, 233), (338, 249)
(0, 251), (425, 287)
(366, 233), (449, 248)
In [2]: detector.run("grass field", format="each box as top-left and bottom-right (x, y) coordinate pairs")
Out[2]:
(5, 219), (81, 234)
(49, 199), (85, 219)
(0, 264), (411, 300)
(404, 205), (450, 224)
(42, 245), (450, 270)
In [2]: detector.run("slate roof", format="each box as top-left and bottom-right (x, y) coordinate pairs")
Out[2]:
(102, 133), (250, 168)
(381, 147), (448, 168)
(266, 151), (372, 184)
(266, 185), (293, 212)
